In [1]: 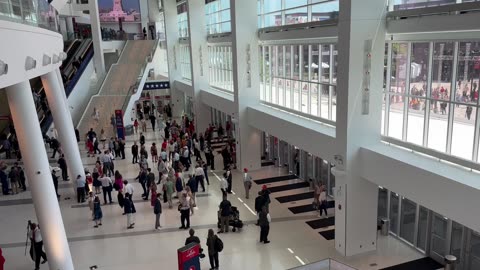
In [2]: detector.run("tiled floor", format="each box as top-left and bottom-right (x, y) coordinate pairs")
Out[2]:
(0, 128), (424, 270)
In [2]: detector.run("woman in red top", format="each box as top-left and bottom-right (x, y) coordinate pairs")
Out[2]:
(133, 119), (139, 134)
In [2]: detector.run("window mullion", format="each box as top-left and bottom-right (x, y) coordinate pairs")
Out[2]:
(423, 42), (434, 147)
(290, 45), (294, 109)
(385, 42), (393, 136)
(269, 46), (273, 103)
(283, 45), (287, 107)
(403, 42), (412, 141)
(329, 44), (334, 121)
(308, 44), (312, 114)
(446, 42), (459, 154)
(262, 45), (266, 101)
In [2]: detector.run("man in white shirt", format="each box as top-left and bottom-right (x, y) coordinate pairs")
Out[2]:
(28, 222), (47, 269)
(160, 149), (168, 162)
(101, 151), (113, 176)
(194, 164), (206, 192)
(100, 175), (113, 204)
(123, 180), (134, 196)
(181, 146), (190, 171)
(243, 168), (253, 199)
(169, 141), (176, 161)
(76, 175), (86, 203)
(173, 151), (180, 171)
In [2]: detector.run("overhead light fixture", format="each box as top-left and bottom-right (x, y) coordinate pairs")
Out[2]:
(0, 60), (8, 75)
(25, 56), (37, 71)
(59, 52), (67, 61)
(52, 54), (59, 64)
(43, 54), (52, 66)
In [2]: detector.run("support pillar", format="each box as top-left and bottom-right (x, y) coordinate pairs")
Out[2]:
(42, 71), (85, 190)
(334, 0), (386, 256)
(187, 0), (210, 133)
(5, 81), (74, 270)
(230, 0), (262, 171)
(89, 0), (105, 75)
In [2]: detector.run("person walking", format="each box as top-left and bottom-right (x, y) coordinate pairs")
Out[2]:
(153, 193), (162, 230)
(206, 229), (221, 270)
(76, 174), (86, 203)
(28, 223), (47, 270)
(93, 196), (103, 228)
(124, 180), (134, 196)
(258, 206), (271, 244)
(118, 139), (126, 159)
(124, 193), (136, 229)
(151, 143), (158, 163)
(51, 170), (60, 198)
(179, 192), (192, 229)
(57, 154), (68, 181)
(319, 186), (328, 217)
(110, 114), (116, 134)
(8, 166), (19, 194)
(194, 164), (206, 192)
(0, 165), (8, 195)
(243, 168), (252, 199)
(149, 113), (156, 130)
(218, 194), (231, 233)
(157, 159), (167, 184)
(92, 168), (102, 195)
(225, 167), (232, 194)
(220, 175), (228, 197)
(165, 178), (174, 208)
(100, 174), (113, 204)
(144, 168), (155, 200)
(255, 191), (267, 226)
(131, 141), (139, 164)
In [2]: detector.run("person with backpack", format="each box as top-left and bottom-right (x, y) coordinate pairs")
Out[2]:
(243, 168), (253, 199)
(206, 228), (222, 269)
(218, 194), (232, 233)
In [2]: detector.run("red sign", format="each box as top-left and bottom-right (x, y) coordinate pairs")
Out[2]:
(177, 243), (200, 270)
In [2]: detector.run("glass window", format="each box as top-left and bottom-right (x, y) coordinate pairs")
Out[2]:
(456, 42), (480, 105)
(431, 42), (454, 101)
(285, 45), (292, 78)
(428, 101), (449, 152)
(390, 43), (408, 95)
(400, 197), (416, 244)
(321, 45), (331, 83)
(311, 83), (319, 117)
(285, 0), (307, 9)
(378, 187), (388, 218)
(293, 45), (300, 80)
(407, 97), (425, 145)
(264, 12), (282, 27)
(410, 43), (429, 97)
(285, 7), (308, 25)
(451, 105), (475, 160)
(312, 1), (339, 21)
(301, 82), (309, 113)
(388, 94), (404, 140)
(302, 45), (309, 81)
(311, 45), (320, 81)
(264, 0), (282, 13)
(208, 45), (233, 92)
(431, 213), (448, 257)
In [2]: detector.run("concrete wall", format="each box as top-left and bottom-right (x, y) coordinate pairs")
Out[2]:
(67, 59), (96, 127)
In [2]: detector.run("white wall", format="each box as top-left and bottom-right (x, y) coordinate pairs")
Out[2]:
(247, 105), (337, 162)
(67, 60), (96, 126)
(360, 144), (480, 233)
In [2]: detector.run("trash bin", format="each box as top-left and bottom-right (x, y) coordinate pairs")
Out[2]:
(380, 218), (390, 236)
(444, 255), (457, 270)
(124, 125), (134, 136)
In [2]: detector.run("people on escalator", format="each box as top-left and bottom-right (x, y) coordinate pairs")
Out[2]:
(72, 57), (81, 72)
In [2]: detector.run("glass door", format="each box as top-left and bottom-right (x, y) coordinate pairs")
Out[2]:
(328, 163), (335, 197)
(307, 153), (314, 181)
(430, 212), (449, 263)
(451, 221), (465, 270)
(466, 231), (480, 270)
(377, 187), (388, 219)
(399, 197), (417, 245)
(416, 206), (429, 252)
(389, 192), (400, 235)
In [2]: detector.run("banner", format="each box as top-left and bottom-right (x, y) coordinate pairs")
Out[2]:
(177, 243), (200, 270)
(115, 110), (125, 140)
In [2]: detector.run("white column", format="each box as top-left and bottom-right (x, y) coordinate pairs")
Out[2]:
(334, 0), (386, 256)
(5, 81), (74, 270)
(42, 71), (85, 191)
(230, 0), (262, 171)
(65, 16), (74, 40)
(89, 0), (106, 75)
(187, 0), (210, 133)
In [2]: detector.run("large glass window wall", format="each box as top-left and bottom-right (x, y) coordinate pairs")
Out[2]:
(383, 41), (480, 163)
(205, 0), (231, 35)
(180, 44), (192, 81)
(208, 45), (233, 92)
(0, 0), (57, 31)
(257, 0), (339, 29)
(391, 0), (480, 11)
(177, 1), (189, 38)
(260, 43), (337, 122)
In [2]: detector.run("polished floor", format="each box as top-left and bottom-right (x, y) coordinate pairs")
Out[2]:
(0, 129), (424, 270)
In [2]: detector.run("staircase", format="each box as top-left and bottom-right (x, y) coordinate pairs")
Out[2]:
(77, 40), (157, 139)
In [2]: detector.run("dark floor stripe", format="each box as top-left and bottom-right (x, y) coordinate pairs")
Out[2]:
(276, 192), (314, 203)
(0, 198), (33, 206)
(379, 257), (443, 270)
(267, 182), (309, 193)
(306, 217), (334, 230)
(261, 161), (275, 167)
(289, 201), (335, 214)
(254, 174), (297, 185)
(319, 229), (335, 240)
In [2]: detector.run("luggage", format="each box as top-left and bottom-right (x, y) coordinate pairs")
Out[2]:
(217, 206), (243, 232)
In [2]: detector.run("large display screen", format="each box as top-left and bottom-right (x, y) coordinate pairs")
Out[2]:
(98, 0), (141, 22)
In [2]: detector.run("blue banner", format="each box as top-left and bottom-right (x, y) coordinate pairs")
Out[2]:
(115, 110), (125, 140)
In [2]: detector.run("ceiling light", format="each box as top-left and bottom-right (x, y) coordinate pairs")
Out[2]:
(52, 54), (59, 64)
(59, 52), (67, 61)
(25, 56), (37, 71)
(43, 54), (51, 66)
(0, 60), (8, 75)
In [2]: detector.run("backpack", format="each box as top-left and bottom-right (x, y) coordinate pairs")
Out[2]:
(215, 236), (224, 252)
